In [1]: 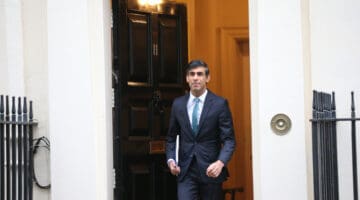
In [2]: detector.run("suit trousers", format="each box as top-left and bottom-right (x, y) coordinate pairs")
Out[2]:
(177, 157), (223, 200)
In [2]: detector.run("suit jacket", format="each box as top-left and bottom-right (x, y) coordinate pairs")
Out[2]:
(166, 90), (236, 183)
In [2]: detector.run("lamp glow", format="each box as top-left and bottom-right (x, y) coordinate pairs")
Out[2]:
(138, 0), (163, 6)
(148, 0), (162, 6)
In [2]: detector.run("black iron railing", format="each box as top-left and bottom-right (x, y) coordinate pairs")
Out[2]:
(0, 95), (37, 200)
(311, 90), (360, 200)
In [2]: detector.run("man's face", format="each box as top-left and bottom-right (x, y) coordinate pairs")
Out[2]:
(186, 66), (210, 96)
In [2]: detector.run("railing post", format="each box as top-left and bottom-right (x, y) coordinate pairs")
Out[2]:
(351, 91), (358, 200)
(319, 92), (326, 200)
(0, 95), (4, 200)
(322, 93), (330, 200)
(11, 97), (16, 200)
(331, 92), (339, 200)
(312, 90), (320, 200)
(18, 97), (23, 200)
(5, 96), (10, 200)
(23, 97), (28, 200)
(29, 101), (34, 200)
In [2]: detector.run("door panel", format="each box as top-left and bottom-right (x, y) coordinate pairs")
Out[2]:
(129, 105), (149, 137)
(128, 12), (151, 83)
(158, 16), (179, 84)
(129, 164), (151, 199)
(112, 1), (188, 199)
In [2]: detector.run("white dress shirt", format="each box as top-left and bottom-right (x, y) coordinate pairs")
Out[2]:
(187, 90), (208, 126)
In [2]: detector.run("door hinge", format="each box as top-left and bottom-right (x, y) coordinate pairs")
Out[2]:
(113, 168), (116, 189)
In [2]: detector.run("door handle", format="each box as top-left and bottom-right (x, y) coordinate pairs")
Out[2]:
(152, 90), (164, 114)
(153, 43), (159, 56)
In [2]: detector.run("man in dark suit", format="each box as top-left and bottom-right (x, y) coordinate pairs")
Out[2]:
(166, 59), (236, 200)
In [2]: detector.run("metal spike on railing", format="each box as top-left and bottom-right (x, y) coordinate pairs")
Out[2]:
(23, 97), (28, 122)
(313, 91), (317, 114)
(0, 95), (3, 118)
(318, 92), (321, 111)
(319, 92), (323, 112)
(352, 91), (356, 118)
(18, 97), (22, 119)
(325, 92), (329, 111)
(318, 91), (322, 112)
(323, 93), (329, 112)
(29, 101), (33, 122)
(11, 97), (15, 120)
(332, 92), (336, 112)
(327, 93), (332, 112)
(315, 91), (319, 112)
(5, 96), (9, 118)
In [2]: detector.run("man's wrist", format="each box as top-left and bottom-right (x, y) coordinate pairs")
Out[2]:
(167, 159), (175, 166)
(217, 160), (225, 167)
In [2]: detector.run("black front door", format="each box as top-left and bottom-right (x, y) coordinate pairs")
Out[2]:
(112, 1), (188, 199)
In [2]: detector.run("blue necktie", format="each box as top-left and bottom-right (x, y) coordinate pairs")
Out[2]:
(192, 98), (200, 135)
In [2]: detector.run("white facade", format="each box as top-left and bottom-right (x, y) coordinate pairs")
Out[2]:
(1, 0), (360, 199)
(250, 0), (308, 199)
(1, 0), (113, 199)
(0, 0), (25, 95)
(250, 0), (360, 199)
(309, 0), (360, 199)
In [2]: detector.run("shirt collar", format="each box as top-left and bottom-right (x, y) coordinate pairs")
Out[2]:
(189, 90), (208, 103)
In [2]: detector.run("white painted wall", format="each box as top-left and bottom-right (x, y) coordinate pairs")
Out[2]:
(0, 0), (25, 95)
(310, 0), (360, 199)
(22, 0), (50, 199)
(47, 0), (113, 199)
(1, 0), (113, 198)
(0, 0), (113, 200)
(250, 0), (360, 199)
(1, 0), (51, 199)
(1, 0), (113, 199)
(249, 0), (309, 199)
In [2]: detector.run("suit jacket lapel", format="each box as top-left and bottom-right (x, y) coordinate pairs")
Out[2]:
(197, 91), (214, 134)
(180, 93), (193, 135)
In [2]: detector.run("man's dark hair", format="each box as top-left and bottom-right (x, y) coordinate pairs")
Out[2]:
(186, 59), (210, 76)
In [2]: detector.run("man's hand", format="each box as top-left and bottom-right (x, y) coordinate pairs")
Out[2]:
(206, 160), (224, 178)
(168, 160), (181, 176)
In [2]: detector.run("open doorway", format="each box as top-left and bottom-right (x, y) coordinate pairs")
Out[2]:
(184, 0), (253, 199)
(112, 0), (252, 199)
